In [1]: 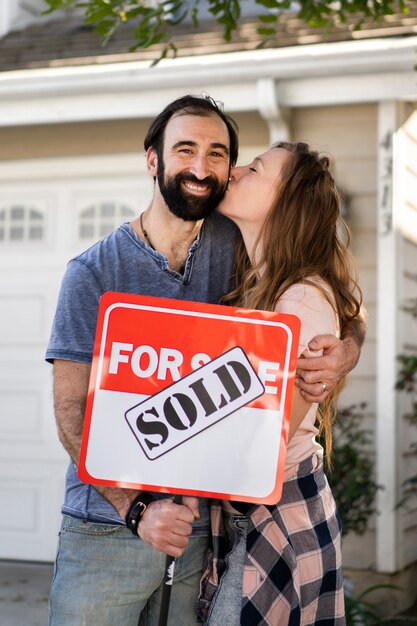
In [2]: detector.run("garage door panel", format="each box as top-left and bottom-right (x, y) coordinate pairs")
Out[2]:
(0, 155), (145, 561)
(0, 460), (66, 561)
(0, 294), (45, 340)
(0, 276), (62, 345)
(0, 364), (66, 460)
(2, 389), (42, 439)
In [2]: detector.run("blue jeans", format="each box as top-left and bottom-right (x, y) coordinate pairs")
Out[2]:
(204, 514), (248, 626)
(49, 515), (208, 626)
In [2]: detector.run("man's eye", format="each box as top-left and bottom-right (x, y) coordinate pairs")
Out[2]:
(179, 148), (193, 154)
(211, 151), (225, 158)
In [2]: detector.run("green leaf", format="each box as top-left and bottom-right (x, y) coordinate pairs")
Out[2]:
(167, 9), (189, 26)
(191, 7), (199, 27)
(257, 26), (276, 36)
(307, 17), (332, 28)
(256, 0), (280, 8)
(84, 9), (115, 23)
(150, 42), (178, 67)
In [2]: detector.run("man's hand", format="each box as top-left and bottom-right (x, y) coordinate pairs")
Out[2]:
(53, 359), (201, 554)
(295, 334), (361, 403)
(137, 496), (200, 557)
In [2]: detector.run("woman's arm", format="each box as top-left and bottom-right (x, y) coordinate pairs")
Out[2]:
(288, 388), (312, 442)
(275, 281), (341, 438)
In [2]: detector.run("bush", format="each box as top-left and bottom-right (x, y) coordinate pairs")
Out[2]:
(396, 354), (417, 506)
(319, 403), (380, 536)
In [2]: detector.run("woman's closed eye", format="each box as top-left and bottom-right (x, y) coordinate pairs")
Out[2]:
(249, 166), (257, 172)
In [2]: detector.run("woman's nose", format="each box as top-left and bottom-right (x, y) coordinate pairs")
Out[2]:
(229, 166), (241, 181)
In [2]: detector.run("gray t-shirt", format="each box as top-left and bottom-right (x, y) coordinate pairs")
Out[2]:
(46, 213), (238, 531)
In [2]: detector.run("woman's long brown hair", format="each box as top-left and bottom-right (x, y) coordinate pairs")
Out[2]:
(223, 142), (362, 462)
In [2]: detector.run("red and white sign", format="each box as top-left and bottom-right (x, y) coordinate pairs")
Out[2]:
(79, 293), (300, 505)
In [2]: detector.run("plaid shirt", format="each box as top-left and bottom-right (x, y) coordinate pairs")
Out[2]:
(197, 455), (345, 626)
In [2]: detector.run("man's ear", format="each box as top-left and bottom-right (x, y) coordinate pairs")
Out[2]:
(146, 147), (158, 177)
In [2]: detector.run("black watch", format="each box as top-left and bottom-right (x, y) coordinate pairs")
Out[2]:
(125, 493), (155, 536)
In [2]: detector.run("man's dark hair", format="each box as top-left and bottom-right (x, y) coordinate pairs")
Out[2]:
(144, 94), (239, 166)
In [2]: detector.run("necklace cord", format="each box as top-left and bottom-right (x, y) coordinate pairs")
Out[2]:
(140, 212), (156, 250)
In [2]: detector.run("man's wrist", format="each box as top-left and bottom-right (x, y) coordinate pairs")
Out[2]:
(125, 493), (155, 536)
(342, 335), (360, 373)
(342, 310), (367, 348)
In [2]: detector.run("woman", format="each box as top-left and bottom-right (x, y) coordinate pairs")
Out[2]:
(197, 142), (362, 626)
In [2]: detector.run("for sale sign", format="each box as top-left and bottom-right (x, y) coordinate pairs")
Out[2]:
(79, 293), (300, 505)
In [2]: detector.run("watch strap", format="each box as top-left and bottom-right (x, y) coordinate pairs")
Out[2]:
(125, 493), (155, 536)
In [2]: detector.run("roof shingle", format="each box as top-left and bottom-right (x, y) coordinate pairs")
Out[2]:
(0, 7), (416, 72)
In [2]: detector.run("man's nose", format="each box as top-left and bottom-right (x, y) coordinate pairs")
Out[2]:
(189, 155), (211, 179)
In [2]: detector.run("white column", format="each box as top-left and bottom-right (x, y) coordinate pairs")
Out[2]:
(375, 101), (399, 573)
(0, 0), (13, 39)
(256, 78), (290, 144)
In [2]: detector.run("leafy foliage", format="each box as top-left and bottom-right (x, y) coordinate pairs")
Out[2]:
(345, 584), (403, 625)
(43, 0), (412, 59)
(396, 352), (417, 505)
(394, 279), (417, 507)
(319, 403), (380, 536)
(396, 354), (417, 423)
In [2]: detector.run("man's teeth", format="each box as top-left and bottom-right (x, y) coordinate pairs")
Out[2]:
(185, 181), (208, 192)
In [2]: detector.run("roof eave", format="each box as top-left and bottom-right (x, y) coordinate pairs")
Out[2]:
(0, 36), (416, 126)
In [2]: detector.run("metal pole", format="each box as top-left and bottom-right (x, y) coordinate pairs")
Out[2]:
(158, 495), (182, 626)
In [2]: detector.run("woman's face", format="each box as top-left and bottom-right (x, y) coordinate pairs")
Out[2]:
(218, 147), (290, 227)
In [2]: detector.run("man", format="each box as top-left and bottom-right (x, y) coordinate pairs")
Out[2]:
(46, 95), (364, 625)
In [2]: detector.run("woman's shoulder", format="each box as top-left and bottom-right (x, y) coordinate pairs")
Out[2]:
(279, 276), (335, 308)
(276, 276), (339, 341)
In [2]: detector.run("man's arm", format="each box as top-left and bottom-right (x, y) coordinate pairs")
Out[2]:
(295, 308), (367, 403)
(53, 359), (199, 556)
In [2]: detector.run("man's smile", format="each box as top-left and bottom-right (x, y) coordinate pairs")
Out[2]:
(182, 180), (210, 194)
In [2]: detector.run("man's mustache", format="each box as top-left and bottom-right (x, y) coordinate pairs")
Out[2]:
(175, 172), (220, 189)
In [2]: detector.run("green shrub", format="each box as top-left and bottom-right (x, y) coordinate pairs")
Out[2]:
(396, 354), (417, 506)
(319, 403), (380, 536)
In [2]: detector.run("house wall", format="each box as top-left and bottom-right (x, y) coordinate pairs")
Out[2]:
(3, 102), (415, 589)
(290, 104), (378, 569)
(0, 112), (269, 161)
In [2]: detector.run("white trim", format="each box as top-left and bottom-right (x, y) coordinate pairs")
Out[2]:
(375, 101), (400, 573)
(277, 72), (417, 108)
(1, 36), (415, 86)
(0, 0), (16, 39)
(0, 37), (416, 126)
(257, 78), (290, 143)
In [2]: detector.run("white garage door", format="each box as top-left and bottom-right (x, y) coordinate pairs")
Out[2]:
(0, 154), (152, 561)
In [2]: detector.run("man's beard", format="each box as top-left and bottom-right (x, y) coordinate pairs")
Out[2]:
(157, 160), (228, 221)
